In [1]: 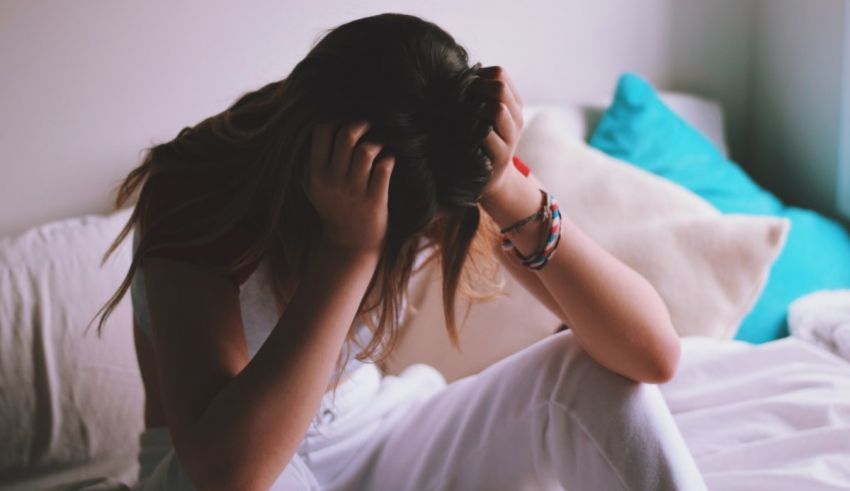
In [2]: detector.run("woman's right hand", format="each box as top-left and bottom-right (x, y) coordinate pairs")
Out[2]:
(303, 120), (395, 254)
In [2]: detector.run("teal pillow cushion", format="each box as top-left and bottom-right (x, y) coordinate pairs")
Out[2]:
(589, 72), (850, 343)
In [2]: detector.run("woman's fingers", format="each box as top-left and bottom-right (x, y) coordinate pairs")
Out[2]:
(368, 153), (395, 202)
(482, 123), (508, 164)
(304, 117), (394, 252)
(497, 67), (523, 107)
(315, 118), (391, 198)
(351, 141), (384, 193)
(484, 100), (517, 147)
(476, 66), (523, 105)
(469, 77), (523, 129)
(329, 120), (371, 183)
(311, 117), (395, 200)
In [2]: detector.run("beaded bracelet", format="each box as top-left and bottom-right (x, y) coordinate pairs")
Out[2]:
(500, 190), (562, 270)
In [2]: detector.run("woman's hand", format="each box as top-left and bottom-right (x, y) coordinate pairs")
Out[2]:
(468, 65), (525, 202)
(303, 120), (395, 254)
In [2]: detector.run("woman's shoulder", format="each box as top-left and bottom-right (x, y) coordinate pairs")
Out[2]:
(136, 171), (263, 287)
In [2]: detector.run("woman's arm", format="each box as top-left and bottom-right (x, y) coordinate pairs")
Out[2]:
(470, 65), (680, 384)
(484, 199), (572, 330)
(144, 119), (396, 491)
(144, 246), (379, 490)
(480, 166), (681, 384)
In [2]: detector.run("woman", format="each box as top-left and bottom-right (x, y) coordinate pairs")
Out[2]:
(91, 12), (707, 491)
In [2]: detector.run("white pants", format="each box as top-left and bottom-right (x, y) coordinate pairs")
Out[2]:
(133, 330), (708, 490)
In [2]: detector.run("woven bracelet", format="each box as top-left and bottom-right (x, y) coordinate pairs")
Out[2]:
(499, 189), (547, 236)
(500, 191), (562, 270)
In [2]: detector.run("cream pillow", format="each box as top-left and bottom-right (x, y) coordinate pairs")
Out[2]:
(0, 206), (143, 489)
(386, 108), (789, 381)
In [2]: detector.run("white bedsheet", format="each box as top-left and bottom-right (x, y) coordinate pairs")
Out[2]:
(661, 336), (850, 490)
(71, 336), (850, 491)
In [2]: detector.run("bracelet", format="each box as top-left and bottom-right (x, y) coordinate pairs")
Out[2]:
(500, 189), (549, 258)
(500, 190), (562, 270)
(503, 190), (552, 261)
(520, 193), (560, 269)
(498, 189), (547, 236)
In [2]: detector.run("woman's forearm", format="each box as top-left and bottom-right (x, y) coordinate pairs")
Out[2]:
(186, 242), (380, 490)
(481, 166), (681, 384)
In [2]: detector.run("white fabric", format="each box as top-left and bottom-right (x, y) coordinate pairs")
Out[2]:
(788, 289), (850, 363)
(660, 336), (850, 490)
(0, 206), (144, 490)
(134, 330), (708, 491)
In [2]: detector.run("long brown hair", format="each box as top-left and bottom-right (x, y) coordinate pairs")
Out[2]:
(88, 12), (507, 389)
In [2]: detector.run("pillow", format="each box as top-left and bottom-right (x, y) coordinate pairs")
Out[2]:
(589, 72), (850, 343)
(385, 108), (789, 380)
(0, 206), (143, 489)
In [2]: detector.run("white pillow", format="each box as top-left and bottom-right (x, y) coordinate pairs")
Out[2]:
(0, 206), (142, 489)
(386, 108), (787, 381)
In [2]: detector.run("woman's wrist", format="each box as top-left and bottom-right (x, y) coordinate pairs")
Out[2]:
(501, 190), (562, 270)
(479, 165), (545, 257)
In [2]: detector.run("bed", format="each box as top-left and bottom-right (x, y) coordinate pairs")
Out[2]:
(1, 91), (848, 490)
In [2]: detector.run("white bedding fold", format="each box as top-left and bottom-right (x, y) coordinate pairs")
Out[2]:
(789, 289), (850, 363)
(661, 336), (850, 491)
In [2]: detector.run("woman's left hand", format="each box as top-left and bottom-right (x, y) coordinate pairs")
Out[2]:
(468, 65), (525, 202)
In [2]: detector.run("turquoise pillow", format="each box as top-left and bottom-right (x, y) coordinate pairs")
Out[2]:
(589, 72), (850, 343)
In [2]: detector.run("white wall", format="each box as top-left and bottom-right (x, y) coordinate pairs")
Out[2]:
(1, 0), (754, 238)
(747, 0), (849, 221)
(663, 2), (755, 162)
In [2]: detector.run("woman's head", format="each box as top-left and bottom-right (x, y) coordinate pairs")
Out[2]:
(293, 13), (494, 238)
(91, 13), (506, 390)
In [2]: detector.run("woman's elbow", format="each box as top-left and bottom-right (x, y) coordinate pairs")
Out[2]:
(178, 438), (270, 491)
(644, 334), (681, 384)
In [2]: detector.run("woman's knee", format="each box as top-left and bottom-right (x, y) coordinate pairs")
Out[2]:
(528, 330), (604, 383)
